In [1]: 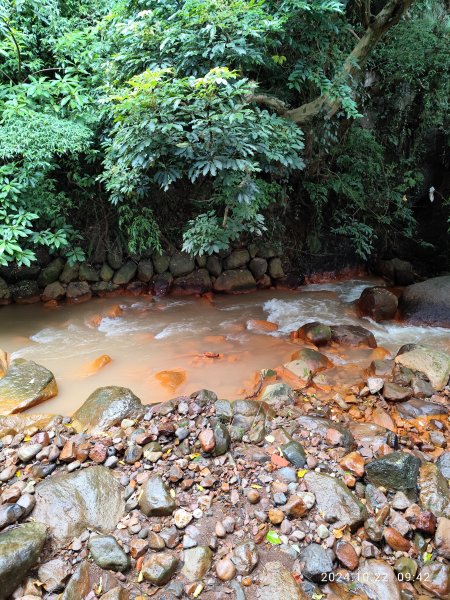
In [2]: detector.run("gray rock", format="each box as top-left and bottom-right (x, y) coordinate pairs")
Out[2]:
(139, 475), (176, 517)
(79, 262), (100, 282)
(173, 269), (212, 294)
(113, 261), (137, 285)
(66, 281), (91, 302)
(304, 471), (367, 530)
(367, 377), (384, 394)
(0, 503), (24, 529)
(72, 386), (144, 434)
(0, 277), (11, 304)
(298, 416), (355, 451)
(11, 280), (40, 303)
(331, 324), (377, 348)
(212, 420), (230, 456)
(232, 540), (259, 575)
(261, 383), (295, 408)
(299, 543), (333, 582)
(153, 254), (170, 274)
(18, 443), (42, 462)
(206, 256), (222, 277)
(437, 452), (450, 479)
(258, 561), (307, 600)
(224, 249), (250, 270)
(142, 552), (179, 585)
(169, 254), (195, 277)
(214, 269), (256, 293)
(32, 466), (125, 544)
(89, 535), (130, 572)
(100, 263), (114, 282)
(137, 259), (154, 282)
(281, 440), (306, 468)
(42, 281), (66, 302)
(0, 522), (47, 599)
(60, 262), (79, 284)
(249, 257), (267, 280)
(396, 398), (448, 418)
(395, 345), (450, 390)
(365, 451), (420, 491)
(400, 276), (450, 327)
(357, 286), (398, 322)
(268, 257), (284, 279)
(419, 462), (450, 517)
(38, 257), (65, 287)
(181, 546), (212, 581)
(0, 359), (58, 414)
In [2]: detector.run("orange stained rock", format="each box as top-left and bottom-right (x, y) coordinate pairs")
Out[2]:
(202, 292), (214, 303)
(370, 346), (391, 360)
(372, 407), (396, 432)
(339, 451), (365, 478)
(155, 368), (186, 391)
(106, 304), (123, 318)
(270, 454), (290, 468)
(87, 314), (102, 328)
(83, 354), (112, 376)
(43, 300), (59, 309)
(246, 319), (278, 333)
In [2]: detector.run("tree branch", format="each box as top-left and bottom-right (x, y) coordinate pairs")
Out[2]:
(244, 93), (288, 115)
(284, 0), (415, 124)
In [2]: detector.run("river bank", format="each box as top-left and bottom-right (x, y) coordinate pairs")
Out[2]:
(1, 319), (450, 599)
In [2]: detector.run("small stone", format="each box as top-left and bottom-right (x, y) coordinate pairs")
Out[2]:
(142, 552), (179, 585)
(269, 508), (284, 525)
(182, 546), (212, 581)
(316, 524), (329, 539)
(89, 535), (130, 572)
(174, 508), (193, 529)
(199, 429), (215, 453)
(139, 475), (176, 516)
(300, 543), (333, 582)
(216, 557), (236, 581)
(367, 377), (384, 394)
(284, 495), (307, 518)
(339, 452), (365, 478)
(215, 522), (226, 538)
(232, 540), (259, 575)
(383, 527), (412, 552)
(247, 489), (261, 504)
(18, 444), (42, 462)
(335, 540), (359, 570)
(130, 538), (149, 559)
(89, 443), (108, 463)
(148, 531), (165, 550)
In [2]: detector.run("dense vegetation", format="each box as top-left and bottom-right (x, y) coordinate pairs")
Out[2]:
(0, 0), (449, 268)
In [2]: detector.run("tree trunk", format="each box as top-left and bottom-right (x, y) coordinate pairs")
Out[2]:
(285, 0), (415, 124)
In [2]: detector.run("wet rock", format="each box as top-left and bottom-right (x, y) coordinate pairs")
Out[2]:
(335, 540), (359, 570)
(383, 526), (412, 552)
(286, 348), (330, 377)
(330, 325), (377, 348)
(260, 383), (295, 407)
(0, 522), (47, 599)
(281, 440), (306, 468)
(356, 560), (401, 600)
(173, 269), (212, 294)
(249, 257), (267, 280)
(299, 543), (333, 582)
(60, 262), (79, 283)
(216, 557), (236, 582)
(304, 471), (367, 529)
(269, 257), (284, 279)
(37, 558), (71, 592)
(212, 421), (230, 456)
(437, 452), (450, 479)
(141, 552), (179, 585)
(365, 451), (420, 491)
(79, 262), (100, 282)
(400, 275), (450, 327)
(214, 269), (256, 293)
(357, 286), (398, 322)
(139, 475), (176, 517)
(124, 444), (142, 464)
(89, 535), (130, 572)
(0, 359), (57, 414)
(395, 345), (450, 390)
(181, 546), (212, 581)
(32, 465), (125, 544)
(66, 281), (91, 303)
(199, 429), (215, 453)
(396, 397), (448, 418)
(418, 462), (450, 516)
(72, 386), (144, 434)
(152, 253), (170, 274)
(206, 256), (222, 277)
(382, 381), (411, 402)
(224, 249), (250, 270)
(257, 561), (308, 600)
(174, 509), (193, 529)
(367, 377), (384, 394)
(297, 322), (332, 346)
(232, 540), (259, 575)
(0, 277), (11, 305)
(18, 443), (42, 462)
(169, 253), (195, 277)
(100, 263), (114, 282)
(11, 280), (40, 303)
(419, 562), (450, 599)
(113, 261), (137, 285)
(42, 281), (66, 302)
(435, 517), (450, 558)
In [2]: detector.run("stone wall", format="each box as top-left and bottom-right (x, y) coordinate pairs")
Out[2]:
(0, 244), (299, 306)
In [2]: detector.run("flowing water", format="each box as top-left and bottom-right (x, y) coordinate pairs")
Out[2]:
(0, 278), (449, 415)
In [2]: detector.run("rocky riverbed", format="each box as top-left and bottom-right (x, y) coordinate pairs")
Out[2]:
(1, 325), (450, 600)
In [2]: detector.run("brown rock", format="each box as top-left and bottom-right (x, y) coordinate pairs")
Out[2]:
(284, 496), (307, 518)
(216, 557), (236, 581)
(89, 443), (108, 463)
(335, 540), (359, 570)
(383, 527), (412, 552)
(268, 508), (284, 525)
(415, 510), (437, 534)
(60, 440), (76, 462)
(435, 517), (450, 558)
(199, 429), (215, 453)
(130, 538), (149, 559)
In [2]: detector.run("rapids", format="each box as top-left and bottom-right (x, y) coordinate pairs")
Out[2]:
(0, 278), (448, 414)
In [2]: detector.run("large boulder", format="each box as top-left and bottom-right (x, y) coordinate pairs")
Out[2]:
(0, 413), (58, 437)
(223, 249), (250, 270)
(257, 561), (308, 600)
(377, 257), (414, 286)
(297, 322), (332, 346)
(365, 451), (420, 491)
(214, 269), (256, 293)
(61, 561), (125, 600)
(38, 257), (65, 287)
(304, 471), (367, 530)
(395, 345), (450, 390)
(357, 286), (398, 322)
(32, 466), (125, 544)
(0, 277), (11, 305)
(331, 325), (377, 348)
(66, 281), (91, 303)
(400, 276), (450, 326)
(0, 359), (57, 414)
(169, 253), (195, 277)
(113, 261), (137, 285)
(10, 280), (40, 304)
(172, 269), (212, 295)
(356, 560), (401, 600)
(0, 522), (47, 600)
(71, 386), (144, 434)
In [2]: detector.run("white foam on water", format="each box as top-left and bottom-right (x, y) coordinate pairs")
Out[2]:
(98, 316), (155, 337)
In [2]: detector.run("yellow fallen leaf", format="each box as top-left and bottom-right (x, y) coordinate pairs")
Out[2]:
(170, 489), (176, 498)
(193, 583), (204, 598)
(137, 570), (144, 583)
(197, 485), (204, 492)
(24, 436), (31, 442)
(190, 453), (201, 459)
(251, 484), (262, 489)
(265, 435), (275, 443)
(16, 470), (21, 478)
(333, 527), (345, 539)
(297, 469), (308, 478)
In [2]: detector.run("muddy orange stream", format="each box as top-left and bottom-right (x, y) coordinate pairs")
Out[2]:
(0, 279), (448, 415)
